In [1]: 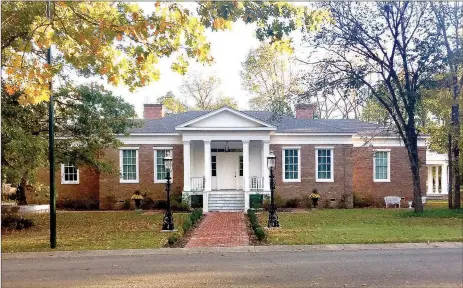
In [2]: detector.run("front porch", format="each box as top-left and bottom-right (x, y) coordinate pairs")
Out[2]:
(426, 151), (449, 199)
(182, 140), (271, 212)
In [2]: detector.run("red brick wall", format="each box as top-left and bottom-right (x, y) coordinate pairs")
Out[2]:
(295, 104), (315, 119)
(143, 104), (164, 119)
(99, 144), (184, 206)
(270, 144), (353, 207)
(352, 146), (427, 203)
(35, 165), (99, 203)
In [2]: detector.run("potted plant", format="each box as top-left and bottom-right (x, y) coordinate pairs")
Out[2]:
(310, 189), (320, 208)
(131, 190), (144, 210)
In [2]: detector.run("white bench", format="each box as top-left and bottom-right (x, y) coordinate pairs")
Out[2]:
(384, 196), (401, 208)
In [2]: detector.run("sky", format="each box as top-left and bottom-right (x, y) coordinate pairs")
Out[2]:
(74, 2), (307, 117)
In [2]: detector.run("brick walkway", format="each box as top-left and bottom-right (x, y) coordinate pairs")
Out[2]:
(185, 212), (249, 248)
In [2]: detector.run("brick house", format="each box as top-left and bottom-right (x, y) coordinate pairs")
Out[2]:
(53, 104), (429, 211)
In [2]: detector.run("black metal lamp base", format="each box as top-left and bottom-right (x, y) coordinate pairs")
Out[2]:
(267, 209), (280, 228)
(162, 211), (175, 231)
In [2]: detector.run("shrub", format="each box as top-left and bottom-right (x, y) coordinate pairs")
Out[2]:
(190, 195), (203, 209)
(250, 194), (264, 209)
(2, 215), (34, 231)
(262, 194), (285, 211)
(100, 195), (117, 210)
(57, 198), (99, 210)
(285, 198), (300, 208)
(337, 193), (350, 209)
(122, 199), (131, 210)
(246, 209), (266, 242)
(190, 208), (203, 224)
(140, 197), (155, 210)
(300, 194), (313, 209)
(171, 199), (190, 212)
(153, 200), (168, 210)
(322, 199), (331, 209)
(353, 193), (378, 208)
(182, 218), (192, 233)
(167, 234), (179, 246)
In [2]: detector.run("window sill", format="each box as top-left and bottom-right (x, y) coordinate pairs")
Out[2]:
(282, 179), (301, 183)
(61, 182), (79, 185)
(316, 179), (334, 183)
(154, 180), (173, 184)
(120, 180), (139, 184)
(374, 179), (391, 183)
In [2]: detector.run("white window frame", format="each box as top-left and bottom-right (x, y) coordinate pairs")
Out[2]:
(373, 149), (391, 182)
(154, 147), (174, 183)
(61, 164), (79, 184)
(119, 147), (139, 183)
(282, 147), (301, 182)
(315, 147), (334, 182)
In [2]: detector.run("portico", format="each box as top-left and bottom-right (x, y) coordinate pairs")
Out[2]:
(426, 151), (449, 196)
(176, 107), (275, 212)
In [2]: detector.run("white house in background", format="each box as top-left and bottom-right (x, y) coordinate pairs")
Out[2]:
(426, 151), (449, 197)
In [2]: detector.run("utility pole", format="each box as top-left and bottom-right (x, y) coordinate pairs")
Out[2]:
(47, 0), (56, 249)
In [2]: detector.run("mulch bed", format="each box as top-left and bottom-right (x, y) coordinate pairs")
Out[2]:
(164, 215), (205, 248)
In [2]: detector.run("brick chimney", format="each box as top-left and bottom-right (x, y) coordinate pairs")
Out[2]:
(143, 104), (164, 120)
(295, 103), (316, 119)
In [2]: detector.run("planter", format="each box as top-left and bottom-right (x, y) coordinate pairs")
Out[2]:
(133, 199), (142, 210)
(311, 198), (319, 208)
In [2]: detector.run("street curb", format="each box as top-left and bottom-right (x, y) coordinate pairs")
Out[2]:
(2, 242), (462, 260)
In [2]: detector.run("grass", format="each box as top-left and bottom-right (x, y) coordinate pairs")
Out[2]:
(258, 208), (463, 245)
(1, 211), (188, 253)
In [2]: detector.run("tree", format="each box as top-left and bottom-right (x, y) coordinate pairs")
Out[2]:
(208, 96), (238, 110)
(361, 98), (392, 127)
(1, 84), (138, 204)
(301, 2), (445, 212)
(157, 91), (188, 115)
(431, 1), (462, 208)
(1, 1), (329, 104)
(180, 72), (225, 110)
(241, 44), (302, 116)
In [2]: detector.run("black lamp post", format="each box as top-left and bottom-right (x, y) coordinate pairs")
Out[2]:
(267, 150), (279, 228)
(162, 151), (175, 231)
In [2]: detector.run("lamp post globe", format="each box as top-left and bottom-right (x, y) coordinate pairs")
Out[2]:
(267, 150), (279, 228)
(162, 151), (175, 231)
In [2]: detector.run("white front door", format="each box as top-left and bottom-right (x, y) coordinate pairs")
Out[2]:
(217, 153), (238, 190)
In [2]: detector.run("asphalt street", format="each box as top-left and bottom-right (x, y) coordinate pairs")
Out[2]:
(2, 247), (462, 288)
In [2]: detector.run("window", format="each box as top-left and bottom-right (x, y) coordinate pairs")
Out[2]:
(239, 156), (243, 176)
(211, 155), (217, 177)
(374, 150), (390, 182)
(120, 148), (139, 183)
(316, 148), (334, 182)
(61, 164), (79, 184)
(154, 149), (173, 183)
(282, 148), (300, 182)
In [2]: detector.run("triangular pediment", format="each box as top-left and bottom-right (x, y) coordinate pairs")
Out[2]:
(176, 107), (275, 131)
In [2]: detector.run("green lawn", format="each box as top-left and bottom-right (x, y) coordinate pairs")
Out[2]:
(258, 208), (463, 245)
(2, 211), (188, 253)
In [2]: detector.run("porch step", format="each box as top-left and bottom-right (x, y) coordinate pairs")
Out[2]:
(208, 192), (245, 212)
(426, 194), (448, 200)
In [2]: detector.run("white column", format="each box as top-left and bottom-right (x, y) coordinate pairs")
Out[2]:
(442, 163), (448, 195)
(243, 140), (250, 192)
(203, 140), (211, 213)
(204, 140), (211, 192)
(434, 166), (439, 194)
(262, 140), (270, 191)
(183, 141), (191, 192)
(427, 166), (433, 194)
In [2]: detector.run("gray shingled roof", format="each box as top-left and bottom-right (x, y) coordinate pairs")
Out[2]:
(128, 110), (390, 134)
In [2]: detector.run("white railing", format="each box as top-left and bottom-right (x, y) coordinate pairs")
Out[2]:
(191, 177), (205, 191)
(250, 177), (264, 191)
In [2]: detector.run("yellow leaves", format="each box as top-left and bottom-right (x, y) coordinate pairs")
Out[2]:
(116, 33), (123, 41)
(108, 75), (120, 86)
(4, 84), (18, 95)
(212, 17), (231, 31)
(271, 39), (294, 55)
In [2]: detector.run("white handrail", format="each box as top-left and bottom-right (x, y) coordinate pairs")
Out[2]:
(250, 177), (264, 191)
(191, 177), (205, 191)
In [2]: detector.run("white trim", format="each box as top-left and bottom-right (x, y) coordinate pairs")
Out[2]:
(282, 147), (301, 182)
(275, 133), (355, 136)
(60, 164), (80, 185)
(154, 148), (174, 183)
(118, 147), (139, 150)
(119, 149), (139, 183)
(117, 133), (180, 136)
(271, 134), (352, 145)
(315, 148), (334, 182)
(177, 127), (275, 131)
(373, 150), (391, 182)
(175, 107), (276, 130)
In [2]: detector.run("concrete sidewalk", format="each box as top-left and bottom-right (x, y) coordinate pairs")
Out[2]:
(2, 241), (461, 260)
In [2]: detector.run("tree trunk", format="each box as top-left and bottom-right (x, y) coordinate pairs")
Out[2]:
(16, 175), (28, 205)
(448, 134), (453, 209)
(452, 102), (460, 208)
(407, 133), (423, 213)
